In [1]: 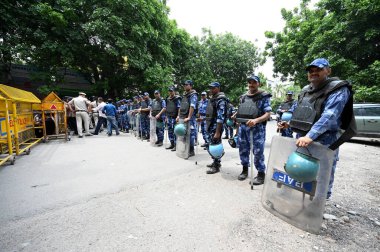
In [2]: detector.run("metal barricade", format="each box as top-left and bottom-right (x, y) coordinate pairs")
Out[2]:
(41, 92), (69, 142)
(0, 84), (43, 155)
(0, 94), (15, 165)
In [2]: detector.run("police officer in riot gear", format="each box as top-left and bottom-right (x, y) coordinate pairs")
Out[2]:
(205, 82), (228, 174)
(278, 58), (356, 199)
(234, 75), (272, 183)
(165, 87), (181, 150)
(177, 80), (198, 157)
(197, 91), (209, 147)
(276, 91), (295, 137)
(139, 92), (151, 140)
(150, 90), (166, 146)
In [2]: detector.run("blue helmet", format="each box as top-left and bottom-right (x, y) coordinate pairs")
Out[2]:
(284, 149), (320, 182)
(208, 143), (225, 159)
(226, 118), (234, 127)
(281, 112), (293, 122)
(174, 123), (186, 136)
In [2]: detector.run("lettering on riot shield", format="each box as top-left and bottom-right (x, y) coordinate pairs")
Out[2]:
(272, 169), (317, 196)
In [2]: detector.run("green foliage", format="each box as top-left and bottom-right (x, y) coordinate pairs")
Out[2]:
(265, 0), (380, 102)
(175, 30), (261, 101)
(353, 86), (380, 103)
(1, 0), (262, 101)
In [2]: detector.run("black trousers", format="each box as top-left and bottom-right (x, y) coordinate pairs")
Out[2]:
(94, 117), (107, 134)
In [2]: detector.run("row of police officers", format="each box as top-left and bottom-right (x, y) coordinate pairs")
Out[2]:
(120, 58), (355, 198)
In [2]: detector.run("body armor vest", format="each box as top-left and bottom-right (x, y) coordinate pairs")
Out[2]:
(166, 96), (179, 117)
(151, 99), (162, 116)
(140, 100), (150, 115)
(205, 92), (228, 129)
(179, 91), (197, 119)
(236, 91), (270, 123)
(290, 79), (351, 135)
(280, 100), (294, 111)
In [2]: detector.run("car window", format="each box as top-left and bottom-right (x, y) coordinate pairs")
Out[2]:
(353, 108), (361, 116)
(362, 107), (380, 116)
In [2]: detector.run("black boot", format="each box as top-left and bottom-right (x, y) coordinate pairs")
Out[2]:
(166, 142), (175, 150)
(155, 140), (160, 145)
(171, 144), (176, 151)
(189, 146), (195, 157)
(206, 162), (221, 174)
(223, 136), (229, 139)
(250, 172), (265, 185)
(201, 143), (207, 148)
(156, 141), (163, 146)
(238, 166), (248, 181)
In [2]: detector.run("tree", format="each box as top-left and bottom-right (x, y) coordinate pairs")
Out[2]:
(265, 0), (380, 101)
(1, 0), (176, 97)
(184, 30), (261, 103)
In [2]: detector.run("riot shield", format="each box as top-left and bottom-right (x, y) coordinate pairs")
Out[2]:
(261, 136), (335, 234)
(150, 117), (157, 146)
(135, 113), (140, 137)
(176, 119), (190, 159)
(127, 111), (134, 132)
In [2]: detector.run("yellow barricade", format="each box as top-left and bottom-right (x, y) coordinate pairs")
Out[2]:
(0, 84), (42, 156)
(0, 94), (15, 165)
(41, 92), (70, 141)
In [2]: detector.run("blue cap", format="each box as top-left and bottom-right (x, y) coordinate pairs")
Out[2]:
(209, 82), (220, 88)
(286, 91), (294, 95)
(168, 87), (174, 91)
(154, 90), (160, 94)
(143, 92), (149, 96)
(183, 80), (193, 86)
(306, 58), (330, 70)
(247, 75), (260, 83)
(201, 91), (207, 95)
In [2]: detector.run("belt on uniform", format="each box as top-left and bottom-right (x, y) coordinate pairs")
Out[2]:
(92, 112), (99, 114)
(199, 113), (206, 116)
(76, 110), (87, 112)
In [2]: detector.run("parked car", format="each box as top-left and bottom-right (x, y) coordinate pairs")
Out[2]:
(353, 103), (380, 138)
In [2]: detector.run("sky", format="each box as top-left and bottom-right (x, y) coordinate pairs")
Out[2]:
(166, 0), (314, 80)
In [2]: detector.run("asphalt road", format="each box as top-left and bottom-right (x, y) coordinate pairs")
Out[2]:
(0, 121), (379, 251)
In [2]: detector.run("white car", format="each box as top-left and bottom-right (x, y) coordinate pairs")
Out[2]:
(353, 103), (380, 138)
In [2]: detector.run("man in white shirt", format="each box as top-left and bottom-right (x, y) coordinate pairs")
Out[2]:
(92, 97), (107, 135)
(68, 92), (92, 138)
(90, 96), (99, 129)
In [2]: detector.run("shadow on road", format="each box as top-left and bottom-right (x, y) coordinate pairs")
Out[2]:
(348, 138), (380, 147)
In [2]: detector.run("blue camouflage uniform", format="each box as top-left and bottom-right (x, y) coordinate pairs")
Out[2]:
(118, 103), (127, 130)
(289, 86), (350, 198)
(277, 99), (295, 138)
(207, 95), (228, 165)
(188, 93), (198, 147)
(238, 94), (272, 173)
(116, 102), (122, 128)
(166, 96), (181, 145)
(198, 98), (209, 143)
(124, 101), (132, 131)
(137, 99), (144, 137)
(150, 98), (166, 142)
(131, 100), (139, 132)
(140, 98), (151, 138)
